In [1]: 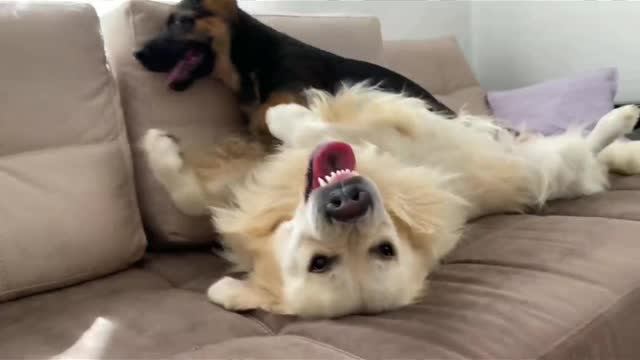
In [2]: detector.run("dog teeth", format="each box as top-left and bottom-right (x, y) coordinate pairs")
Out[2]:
(317, 169), (358, 187)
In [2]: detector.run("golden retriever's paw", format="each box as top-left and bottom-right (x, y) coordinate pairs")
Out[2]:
(603, 105), (639, 135)
(266, 103), (321, 146)
(609, 105), (640, 134)
(142, 129), (184, 175)
(599, 140), (640, 175)
(207, 277), (264, 311)
(589, 105), (640, 153)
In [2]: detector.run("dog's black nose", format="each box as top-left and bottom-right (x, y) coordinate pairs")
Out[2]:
(134, 48), (149, 63)
(324, 179), (372, 222)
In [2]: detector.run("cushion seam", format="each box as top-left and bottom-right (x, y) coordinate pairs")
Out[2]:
(538, 279), (640, 359)
(438, 260), (620, 295)
(130, 0), (158, 145)
(159, 283), (278, 336)
(246, 314), (277, 336)
(285, 335), (366, 360)
(0, 136), (122, 161)
(103, 7), (146, 257)
(168, 287), (276, 336)
(0, 262), (133, 301)
(434, 84), (484, 99)
(0, 226), (9, 293)
(533, 213), (640, 223)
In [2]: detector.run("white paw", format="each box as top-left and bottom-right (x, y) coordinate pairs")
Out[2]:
(207, 277), (261, 311)
(613, 104), (640, 134)
(600, 141), (640, 175)
(141, 129), (183, 175)
(266, 104), (316, 144)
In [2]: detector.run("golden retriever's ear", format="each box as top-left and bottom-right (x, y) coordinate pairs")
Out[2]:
(384, 168), (467, 253)
(207, 276), (271, 312)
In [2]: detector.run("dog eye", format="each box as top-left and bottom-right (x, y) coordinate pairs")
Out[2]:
(168, 13), (195, 27)
(373, 242), (396, 259)
(308, 255), (336, 274)
(176, 16), (195, 26)
(166, 14), (176, 26)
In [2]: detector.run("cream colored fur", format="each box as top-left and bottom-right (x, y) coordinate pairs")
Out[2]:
(142, 84), (640, 318)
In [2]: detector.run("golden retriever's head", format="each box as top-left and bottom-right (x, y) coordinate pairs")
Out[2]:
(272, 141), (462, 318)
(211, 142), (465, 318)
(209, 85), (467, 318)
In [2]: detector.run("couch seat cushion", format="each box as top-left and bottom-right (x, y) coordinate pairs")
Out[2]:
(4, 177), (640, 359)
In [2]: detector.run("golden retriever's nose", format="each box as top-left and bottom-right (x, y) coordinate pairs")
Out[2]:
(324, 179), (372, 222)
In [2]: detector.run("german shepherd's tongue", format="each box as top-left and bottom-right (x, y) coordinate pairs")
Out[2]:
(305, 142), (357, 199)
(167, 50), (204, 88)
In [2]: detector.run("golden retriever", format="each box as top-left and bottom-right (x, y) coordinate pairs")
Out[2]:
(142, 84), (640, 318)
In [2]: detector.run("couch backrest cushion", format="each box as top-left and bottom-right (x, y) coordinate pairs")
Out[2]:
(0, 2), (146, 302)
(101, 0), (386, 247)
(383, 37), (490, 115)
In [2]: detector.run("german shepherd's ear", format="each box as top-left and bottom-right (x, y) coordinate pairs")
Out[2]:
(192, 0), (241, 91)
(200, 0), (239, 21)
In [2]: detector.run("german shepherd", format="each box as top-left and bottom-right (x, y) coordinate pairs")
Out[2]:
(134, 0), (455, 143)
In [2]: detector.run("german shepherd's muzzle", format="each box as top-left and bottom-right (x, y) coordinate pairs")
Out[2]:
(134, 1), (227, 91)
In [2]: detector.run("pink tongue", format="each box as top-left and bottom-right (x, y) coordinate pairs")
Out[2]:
(311, 142), (357, 189)
(167, 50), (203, 85)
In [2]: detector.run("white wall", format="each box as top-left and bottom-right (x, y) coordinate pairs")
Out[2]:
(239, 1), (472, 58)
(471, 2), (640, 103)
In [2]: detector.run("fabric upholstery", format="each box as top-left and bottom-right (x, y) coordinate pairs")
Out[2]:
(0, 2), (145, 302)
(488, 67), (618, 135)
(3, 175), (640, 359)
(383, 37), (490, 115)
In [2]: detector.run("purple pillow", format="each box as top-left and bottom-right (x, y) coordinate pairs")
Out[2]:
(487, 68), (618, 135)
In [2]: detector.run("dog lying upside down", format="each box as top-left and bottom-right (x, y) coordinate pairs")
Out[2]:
(142, 84), (640, 318)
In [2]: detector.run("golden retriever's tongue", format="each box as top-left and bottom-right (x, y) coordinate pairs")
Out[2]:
(167, 50), (203, 87)
(311, 142), (356, 189)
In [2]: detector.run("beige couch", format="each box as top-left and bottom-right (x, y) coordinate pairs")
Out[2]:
(2, 1), (640, 358)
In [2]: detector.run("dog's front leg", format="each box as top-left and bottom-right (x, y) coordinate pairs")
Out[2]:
(207, 276), (275, 312)
(141, 129), (209, 216)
